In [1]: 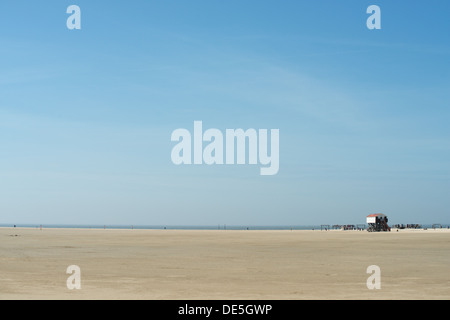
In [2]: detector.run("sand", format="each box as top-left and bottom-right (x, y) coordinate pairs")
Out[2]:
(0, 227), (449, 300)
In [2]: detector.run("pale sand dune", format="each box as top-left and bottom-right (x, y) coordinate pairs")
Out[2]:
(0, 227), (449, 300)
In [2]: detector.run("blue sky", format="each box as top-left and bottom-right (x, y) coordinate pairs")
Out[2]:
(0, 1), (449, 226)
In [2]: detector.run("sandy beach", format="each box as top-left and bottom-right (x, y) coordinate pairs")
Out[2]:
(0, 227), (449, 300)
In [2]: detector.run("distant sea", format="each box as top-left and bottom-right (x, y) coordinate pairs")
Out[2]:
(0, 224), (321, 230)
(0, 223), (446, 230)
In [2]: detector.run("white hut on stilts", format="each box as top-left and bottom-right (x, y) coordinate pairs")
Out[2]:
(366, 213), (390, 232)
